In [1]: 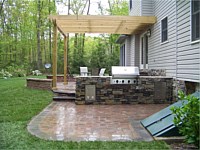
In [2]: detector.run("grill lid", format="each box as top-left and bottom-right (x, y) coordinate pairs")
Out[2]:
(111, 66), (139, 78)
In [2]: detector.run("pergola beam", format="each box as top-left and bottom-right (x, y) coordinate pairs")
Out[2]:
(49, 15), (156, 22)
(50, 15), (156, 35)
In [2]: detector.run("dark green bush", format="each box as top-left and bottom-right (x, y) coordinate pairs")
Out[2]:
(171, 91), (200, 147)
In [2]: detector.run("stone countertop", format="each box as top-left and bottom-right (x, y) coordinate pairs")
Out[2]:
(139, 76), (173, 79)
(75, 76), (112, 78)
(75, 76), (172, 79)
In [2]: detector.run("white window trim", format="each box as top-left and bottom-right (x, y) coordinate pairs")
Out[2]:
(191, 40), (200, 44)
(160, 16), (168, 44)
(190, 0), (200, 43)
(140, 31), (149, 69)
(140, 35), (143, 69)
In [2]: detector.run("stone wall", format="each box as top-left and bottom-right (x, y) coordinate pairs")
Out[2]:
(27, 78), (52, 90)
(173, 79), (199, 100)
(46, 75), (76, 82)
(139, 69), (166, 76)
(75, 76), (173, 105)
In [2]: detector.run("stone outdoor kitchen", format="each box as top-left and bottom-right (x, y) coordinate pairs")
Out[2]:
(75, 67), (173, 105)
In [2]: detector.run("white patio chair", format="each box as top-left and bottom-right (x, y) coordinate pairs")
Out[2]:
(80, 67), (88, 76)
(99, 68), (106, 76)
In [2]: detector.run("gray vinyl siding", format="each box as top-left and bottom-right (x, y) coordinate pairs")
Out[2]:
(135, 35), (140, 67)
(125, 38), (131, 66)
(176, 0), (200, 83)
(129, 0), (141, 16)
(127, 35), (140, 67)
(130, 35), (135, 66)
(126, 0), (200, 83)
(141, 0), (153, 16)
(148, 0), (176, 77)
(129, 0), (153, 16)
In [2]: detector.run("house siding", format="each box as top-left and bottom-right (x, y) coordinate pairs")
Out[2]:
(141, 0), (153, 16)
(130, 35), (135, 66)
(127, 35), (140, 67)
(125, 0), (199, 83)
(176, 0), (200, 83)
(129, 0), (141, 16)
(135, 35), (140, 67)
(125, 38), (131, 66)
(148, 0), (177, 77)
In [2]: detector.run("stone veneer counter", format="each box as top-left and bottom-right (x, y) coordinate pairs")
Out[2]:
(75, 76), (173, 105)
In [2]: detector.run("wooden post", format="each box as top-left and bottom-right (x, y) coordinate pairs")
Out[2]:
(52, 20), (57, 90)
(63, 35), (68, 85)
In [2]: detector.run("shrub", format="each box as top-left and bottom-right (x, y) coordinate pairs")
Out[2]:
(6, 64), (27, 77)
(0, 69), (12, 78)
(171, 91), (200, 147)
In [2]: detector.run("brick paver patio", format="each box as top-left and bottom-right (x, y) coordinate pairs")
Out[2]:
(28, 101), (168, 141)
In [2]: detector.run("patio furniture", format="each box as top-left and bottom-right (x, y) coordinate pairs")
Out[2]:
(99, 68), (106, 76)
(80, 67), (89, 76)
(32, 70), (42, 76)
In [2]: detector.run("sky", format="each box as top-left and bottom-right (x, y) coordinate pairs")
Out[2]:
(57, 0), (109, 15)
(57, 0), (110, 36)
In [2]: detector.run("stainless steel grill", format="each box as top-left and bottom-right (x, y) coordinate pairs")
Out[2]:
(110, 66), (139, 84)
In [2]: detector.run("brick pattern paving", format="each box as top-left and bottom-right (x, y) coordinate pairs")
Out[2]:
(28, 102), (168, 141)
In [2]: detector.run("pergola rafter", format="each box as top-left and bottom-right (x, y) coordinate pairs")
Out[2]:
(50, 15), (156, 35)
(49, 15), (157, 89)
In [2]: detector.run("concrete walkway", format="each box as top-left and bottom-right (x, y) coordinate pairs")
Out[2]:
(27, 102), (168, 142)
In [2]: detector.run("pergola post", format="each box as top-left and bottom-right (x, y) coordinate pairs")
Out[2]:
(63, 34), (68, 85)
(52, 20), (57, 90)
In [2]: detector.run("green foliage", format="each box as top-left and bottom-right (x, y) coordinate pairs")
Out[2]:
(107, 0), (128, 15)
(171, 91), (200, 147)
(0, 0), (126, 76)
(0, 0), (56, 71)
(0, 69), (12, 78)
(68, 36), (120, 75)
(0, 77), (170, 149)
(6, 64), (28, 77)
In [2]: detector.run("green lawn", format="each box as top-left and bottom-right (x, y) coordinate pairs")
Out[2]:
(0, 77), (171, 150)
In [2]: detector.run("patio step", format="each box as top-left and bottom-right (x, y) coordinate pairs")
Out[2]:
(52, 89), (76, 101)
(53, 96), (75, 101)
(53, 90), (75, 97)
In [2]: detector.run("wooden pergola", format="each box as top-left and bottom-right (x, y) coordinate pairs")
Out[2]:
(49, 15), (156, 89)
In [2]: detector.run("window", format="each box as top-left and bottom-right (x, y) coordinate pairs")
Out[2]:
(191, 0), (200, 41)
(161, 17), (168, 42)
(146, 35), (148, 64)
(141, 37), (143, 64)
(120, 44), (125, 66)
(130, 0), (132, 10)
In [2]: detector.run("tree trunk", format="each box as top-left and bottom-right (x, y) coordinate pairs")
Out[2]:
(48, 0), (52, 63)
(37, 0), (42, 70)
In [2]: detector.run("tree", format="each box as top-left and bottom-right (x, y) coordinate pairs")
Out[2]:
(0, 0), (56, 74)
(37, 0), (42, 70)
